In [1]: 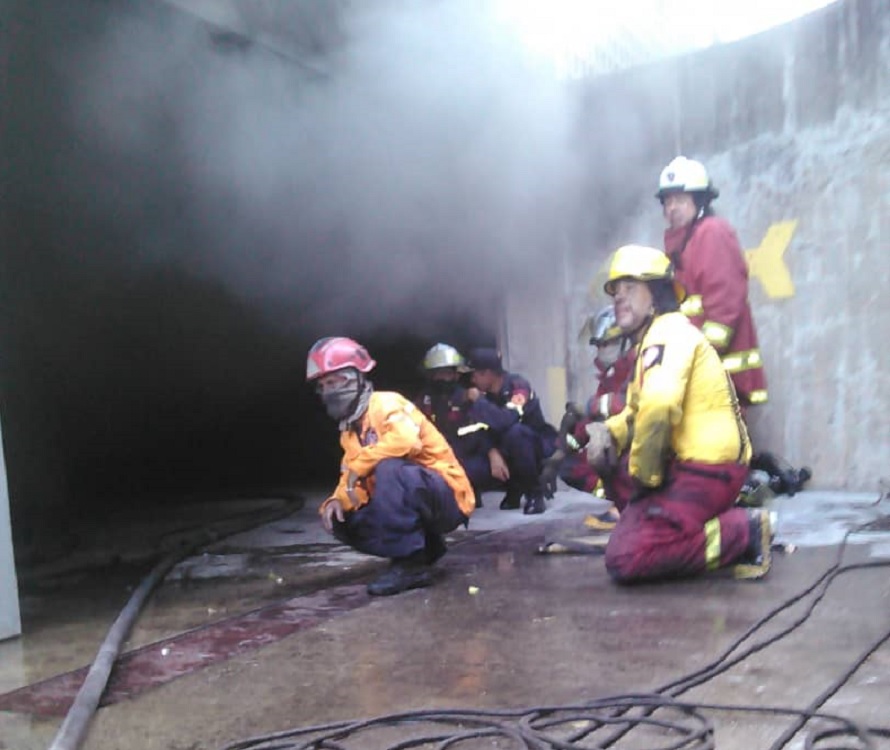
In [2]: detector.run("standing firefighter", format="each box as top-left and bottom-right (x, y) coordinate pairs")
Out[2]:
(658, 156), (811, 494)
(657, 156), (767, 408)
(307, 337), (475, 596)
(588, 246), (772, 583)
(415, 343), (495, 506)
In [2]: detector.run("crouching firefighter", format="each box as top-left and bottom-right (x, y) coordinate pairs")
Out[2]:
(466, 347), (558, 515)
(414, 343), (497, 507)
(539, 304), (635, 528)
(587, 246), (772, 584)
(307, 337), (476, 596)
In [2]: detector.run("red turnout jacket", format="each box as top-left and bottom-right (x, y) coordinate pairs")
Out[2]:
(664, 216), (768, 406)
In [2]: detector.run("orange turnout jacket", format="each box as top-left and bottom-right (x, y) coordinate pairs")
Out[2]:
(321, 391), (476, 517)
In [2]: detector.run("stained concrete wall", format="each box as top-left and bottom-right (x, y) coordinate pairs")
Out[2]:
(522, 0), (889, 491)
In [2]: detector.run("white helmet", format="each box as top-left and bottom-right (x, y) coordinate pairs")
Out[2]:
(656, 156), (719, 202)
(588, 305), (623, 346)
(422, 343), (469, 372)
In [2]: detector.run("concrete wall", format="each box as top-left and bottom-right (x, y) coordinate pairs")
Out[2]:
(535, 0), (889, 491)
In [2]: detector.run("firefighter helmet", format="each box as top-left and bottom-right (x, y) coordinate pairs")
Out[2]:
(588, 305), (622, 346)
(422, 343), (469, 372)
(306, 337), (376, 382)
(656, 156), (719, 202)
(603, 245), (686, 302)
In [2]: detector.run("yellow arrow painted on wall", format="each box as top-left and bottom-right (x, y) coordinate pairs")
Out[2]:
(745, 220), (798, 299)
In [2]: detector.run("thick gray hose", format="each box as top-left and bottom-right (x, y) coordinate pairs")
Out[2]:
(48, 544), (197, 750)
(47, 497), (303, 750)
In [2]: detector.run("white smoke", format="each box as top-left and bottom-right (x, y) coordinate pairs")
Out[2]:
(67, 0), (582, 338)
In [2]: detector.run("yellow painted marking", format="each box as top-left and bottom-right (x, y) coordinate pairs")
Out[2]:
(745, 220), (798, 298)
(546, 366), (567, 426)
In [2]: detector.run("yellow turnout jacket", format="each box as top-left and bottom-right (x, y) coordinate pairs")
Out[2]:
(605, 312), (752, 488)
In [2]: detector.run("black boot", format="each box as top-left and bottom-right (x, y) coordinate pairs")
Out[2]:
(733, 509), (773, 580)
(424, 532), (447, 565)
(367, 561), (434, 596)
(752, 452), (812, 497)
(499, 488), (522, 510)
(523, 491), (546, 515)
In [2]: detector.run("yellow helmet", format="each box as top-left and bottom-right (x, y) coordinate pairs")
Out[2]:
(603, 245), (686, 302)
(422, 343), (469, 372)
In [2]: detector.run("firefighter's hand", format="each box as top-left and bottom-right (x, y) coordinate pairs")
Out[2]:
(559, 403), (584, 435)
(488, 449), (510, 482)
(321, 499), (345, 533)
(345, 470), (362, 506)
(539, 452), (564, 499)
(586, 423), (616, 472)
(466, 387), (483, 402)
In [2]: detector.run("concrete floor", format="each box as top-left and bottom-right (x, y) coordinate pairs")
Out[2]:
(1, 485), (889, 750)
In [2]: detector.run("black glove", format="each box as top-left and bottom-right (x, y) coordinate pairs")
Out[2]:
(557, 403), (585, 453)
(539, 451), (565, 500)
(559, 402), (584, 435)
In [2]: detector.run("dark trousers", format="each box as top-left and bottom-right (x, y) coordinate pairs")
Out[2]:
(499, 423), (555, 495)
(333, 458), (467, 562)
(602, 456), (750, 584)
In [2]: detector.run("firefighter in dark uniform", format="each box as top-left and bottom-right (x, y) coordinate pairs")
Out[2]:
(466, 347), (557, 515)
(587, 245), (772, 583)
(307, 337), (475, 596)
(414, 343), (498, 507)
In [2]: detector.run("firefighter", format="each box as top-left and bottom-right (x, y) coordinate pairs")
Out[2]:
(540, 305), (635, 530)
(587, 245), (772, 583)
(466, 347), (558, 515)
(307, 337), (475, 596)
(658, 156), (811, 494)
(414, 343), (498, 506)
(657, 156), (767, 408)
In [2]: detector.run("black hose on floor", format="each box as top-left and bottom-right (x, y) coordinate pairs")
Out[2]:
(220, 518), (890, 750)
(47, 495), (304, 750)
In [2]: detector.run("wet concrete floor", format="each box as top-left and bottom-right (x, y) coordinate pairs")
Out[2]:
(1, 485), (889, 749)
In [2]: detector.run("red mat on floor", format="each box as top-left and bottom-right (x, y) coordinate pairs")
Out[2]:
(0, 584), (369, 717)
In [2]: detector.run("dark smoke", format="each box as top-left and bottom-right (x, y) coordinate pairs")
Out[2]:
(1, 0), (582, 545)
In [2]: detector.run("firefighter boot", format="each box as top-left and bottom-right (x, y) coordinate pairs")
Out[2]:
(733, 509), (774, 580)
(367, 560), (434, 596)
(499, 488), (523, 510)
(523, 491), (546, 515)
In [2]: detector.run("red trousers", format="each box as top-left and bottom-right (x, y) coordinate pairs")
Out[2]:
(601, 456), (750, 583)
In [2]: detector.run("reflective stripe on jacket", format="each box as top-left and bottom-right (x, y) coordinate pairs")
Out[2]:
(665, 216), (768, 405)
(323, 391), (476, 516)
(605, 312), (752, 488)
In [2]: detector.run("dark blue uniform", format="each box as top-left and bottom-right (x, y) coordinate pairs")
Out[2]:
(415, 383), (499, 498)
(471, 372), (557, 498)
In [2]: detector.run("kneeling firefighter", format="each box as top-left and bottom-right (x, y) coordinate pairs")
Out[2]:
(587, 246), (772, 583)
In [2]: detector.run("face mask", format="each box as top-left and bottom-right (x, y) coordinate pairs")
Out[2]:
(318, 370), (361, 420)
(322, 387), (359, 420)
(429, 379), (456, 394)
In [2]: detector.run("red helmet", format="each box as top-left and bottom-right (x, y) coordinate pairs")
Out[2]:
(306, 337), (376, 382)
